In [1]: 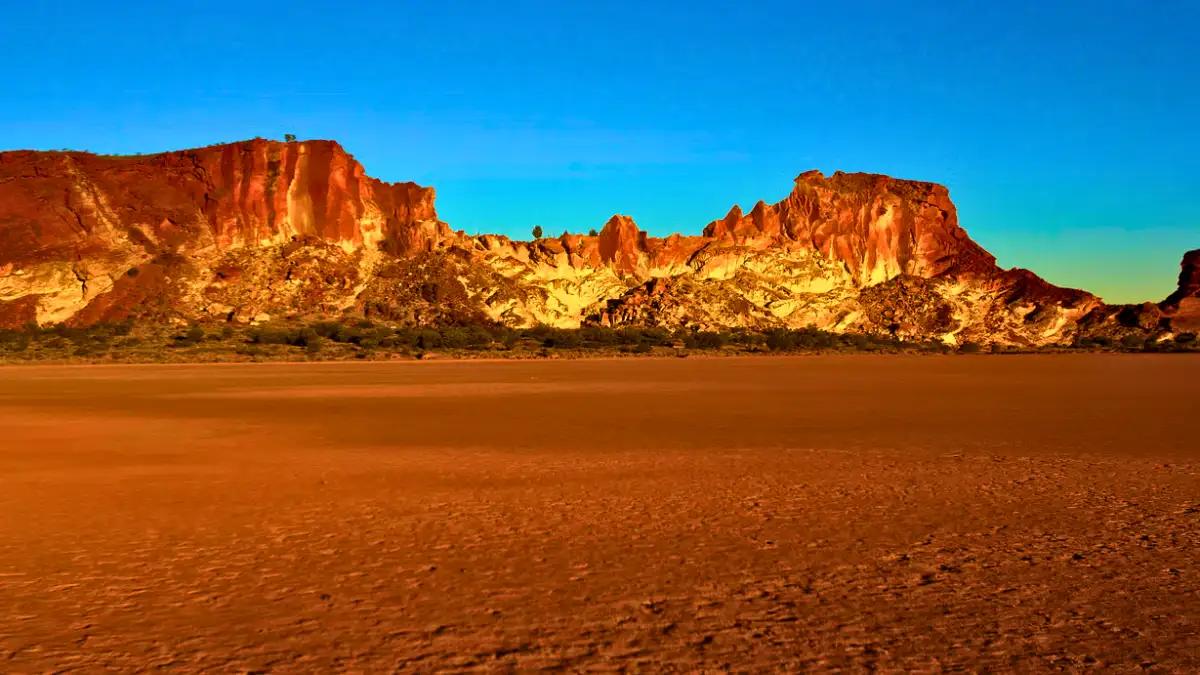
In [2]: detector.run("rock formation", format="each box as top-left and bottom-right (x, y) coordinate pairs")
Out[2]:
(0, 139), (449, 327)
(0, 139), (1191, 344)
(1160, 249), (1200, 332)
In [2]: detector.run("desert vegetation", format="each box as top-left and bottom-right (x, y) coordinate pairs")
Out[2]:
(0, 318), (1195, 365)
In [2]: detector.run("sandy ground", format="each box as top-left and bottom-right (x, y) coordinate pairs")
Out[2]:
(0, 355), (1197, 673)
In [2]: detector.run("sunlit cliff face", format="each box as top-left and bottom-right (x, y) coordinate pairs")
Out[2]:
(0, 140), (1191, 344)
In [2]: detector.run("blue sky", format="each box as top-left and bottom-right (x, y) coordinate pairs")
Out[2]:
(1, 0), (1195, 303)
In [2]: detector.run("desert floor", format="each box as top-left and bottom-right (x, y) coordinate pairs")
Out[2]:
(1, 355), (1197, 672)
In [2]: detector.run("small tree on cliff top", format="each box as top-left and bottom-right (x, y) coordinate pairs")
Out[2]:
(284, 133), (296, 142)
(532, 225), (544, 238)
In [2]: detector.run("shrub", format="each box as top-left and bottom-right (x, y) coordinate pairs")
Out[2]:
(393, 328), (420, 348)
(632, 341), (653, 354)
(0, 331), (31, 352)
(417, 329), (441, 350)
(186, 326), (205, 341)
(468, 326), (493, 348)
(684, 331), (726, 350)
(1120, 335), (1146, 350)
(959, 341), (982, 354)
(311, 321), (342, 339)
(333, 326), (363, 343)
(764, 329), (794, 351)
(642, 328), (671, 345)
(616, 327), (643, 346)
(543, 329), (581, 349)
(291, 327), (319, 347)
(579, 326), (617, 346)
(1176, 333), (1197, 345)
(220, 325), (235, 339)
(441, 327), (470, 349)
(251, 329), (289, 345)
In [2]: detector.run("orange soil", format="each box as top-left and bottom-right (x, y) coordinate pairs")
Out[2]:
(1, 355), (1197, 672)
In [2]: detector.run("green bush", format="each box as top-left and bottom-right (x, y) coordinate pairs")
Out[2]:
(1120, 335), (1146, 350)
(542, 329), (581, 349)
(468, 326), (493, 348)
(311, 321), (343, 339)
(291, 327), (319, 347)
(580, 326), (617, 346)
(441, 327), (470, 349)
(333, 326), (363, 343)
(250, 329), (289, 345)
(840, 333), (870, 350)
(393, 328), (420, 348)
(958, 341), (982, 354)
(764, 329), (794, 351)
(417, 329), (441, 350)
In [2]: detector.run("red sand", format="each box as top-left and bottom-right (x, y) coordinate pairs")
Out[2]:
(1, 355), (1197, 672)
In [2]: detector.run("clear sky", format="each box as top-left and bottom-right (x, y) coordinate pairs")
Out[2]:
(1, 1), (1195, 303)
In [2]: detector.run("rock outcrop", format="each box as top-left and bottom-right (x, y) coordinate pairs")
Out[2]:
(0, 139), (449, 326)
(1160, 249), (1200, 332)
(0, 139), (1189, 345)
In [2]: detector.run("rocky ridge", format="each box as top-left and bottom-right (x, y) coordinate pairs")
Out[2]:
(0, 139), (1192, 345)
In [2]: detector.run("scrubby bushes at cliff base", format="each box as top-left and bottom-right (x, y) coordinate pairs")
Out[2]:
(3, 317), (1195, 364)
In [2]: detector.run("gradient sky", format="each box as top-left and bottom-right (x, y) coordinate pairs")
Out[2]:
(1, 0), (1195, 303)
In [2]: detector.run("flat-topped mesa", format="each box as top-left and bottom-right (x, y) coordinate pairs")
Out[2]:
(0, 139), (450, 268)
(179, 139), (451, 254)
(703, 170), (998, 286)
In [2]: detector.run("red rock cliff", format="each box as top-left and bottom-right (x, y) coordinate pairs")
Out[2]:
(1160, 249), (1200, 332)
(703, 170), (996, 285)
(1164, 249), (1200, 308)
(0, 138), (449, 269)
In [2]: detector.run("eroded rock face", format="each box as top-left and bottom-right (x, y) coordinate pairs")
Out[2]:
(1161, 250), (1200, 332)
(0, 139), (1184, 345)
(1164, 250), (1200, 308)
(703, 171), (998, 286)
(0, 139), (449, 325)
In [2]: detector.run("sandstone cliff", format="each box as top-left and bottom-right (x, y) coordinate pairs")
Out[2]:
(0, 139), (450, 326)
(1160, 249), (1200, 332)
(0, 139), (1188, 345)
